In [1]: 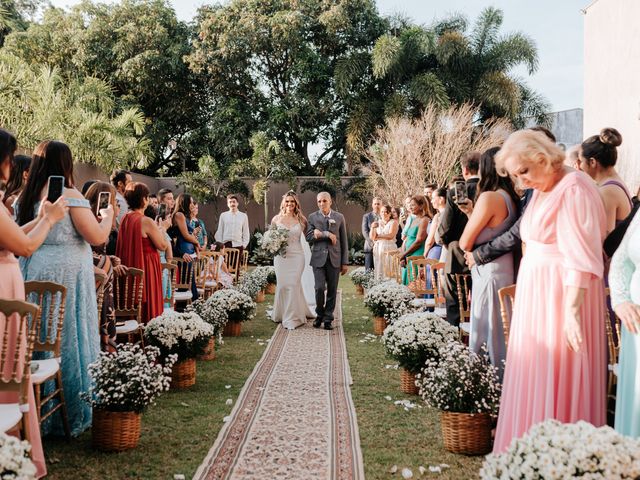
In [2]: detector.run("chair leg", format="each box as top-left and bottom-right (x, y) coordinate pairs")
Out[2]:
(56, 371), (72, 440)
(34, 383), (42, 423)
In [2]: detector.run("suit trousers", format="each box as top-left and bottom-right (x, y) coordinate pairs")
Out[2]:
(444, 241), (471, 327)
(364, 251), (374, 271)
(314, 259), (340, 325)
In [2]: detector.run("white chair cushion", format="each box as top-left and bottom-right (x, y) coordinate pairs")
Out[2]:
(0, 404), (22, 433)
(116, 320), (141, 334)
(174, 291), (193, 302)
(434, 307), (447, 318)
(205, 280), (217, 287)
(460, 322), (471, 334)
(410, 298), (436, 308)
(31, 358), (60, 385)
(609, 363), (619, 377)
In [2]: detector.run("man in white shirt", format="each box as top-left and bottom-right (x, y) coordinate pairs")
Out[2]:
(215, 194), (250, 254)
(110, 169), (132, 228)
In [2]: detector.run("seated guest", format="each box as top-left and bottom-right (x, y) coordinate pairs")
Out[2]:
(17, 140), (113, 437)
(211, 242), (234, 288)
(3, 154), (31, 215)
(116, 182), (169, 323)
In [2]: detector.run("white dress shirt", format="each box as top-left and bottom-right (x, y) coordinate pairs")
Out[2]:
(215, 210), (250, 248)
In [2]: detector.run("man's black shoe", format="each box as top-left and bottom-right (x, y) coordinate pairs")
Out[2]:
(313, 319), (322, 328)
(323, 323), (333, 331)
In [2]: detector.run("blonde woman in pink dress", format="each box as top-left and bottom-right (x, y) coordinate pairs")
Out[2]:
(492, 129), (607, 453)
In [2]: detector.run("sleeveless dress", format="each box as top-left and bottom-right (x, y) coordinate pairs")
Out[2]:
(373, 221), (397, 281)
(609, 208), (640, 437)
(493, 171), (607, 453)
(402, 216), (425, 285)
(116, 211), (163, 323)
(470, 191), (517, 379)
(174, 219), (199, 301)
(272, 223), (315, 330)
(20, 197), (100, 437)
(0, 206), (46, 478)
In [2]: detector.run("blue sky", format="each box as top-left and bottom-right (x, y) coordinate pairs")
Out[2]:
(50, 0), (590, 112)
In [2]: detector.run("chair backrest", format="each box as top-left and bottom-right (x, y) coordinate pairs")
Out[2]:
(432, 262), (446, 306)
(406, 256), (439, 297)
(225, 248), (241, 279)
(114, 268), (144, 321)
(193, 255), (211, 290)
(604, 287), (620, 365)
(94, 270), (107, 323)
(498, 284), (516, 348)
(455, 273), (472, 323)
(0, 299), (40, 405)
(383, 249), (400, 279)
(173, 258), (195, 290)
(241, 250), (249, 273)
(161, 262), (177, 308)
(24, 280), (67, 357)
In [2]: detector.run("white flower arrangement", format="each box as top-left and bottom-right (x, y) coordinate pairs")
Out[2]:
(251, 266), (272, 290)
(82, 344), (175, 414)
(480, 419), (640, 479)
(144, 310), (214, 360)
(382, 312), (459, 373)
(187, 298), (227, 341)
(364, 280), (415, 322)
(207, 288), (256, 325)
(417, 340), (501, 415)
(234, 269), (264, 300)
(264, 266), (277, 285)
(349, 267), (372, 287)
(256, 224), (289, 258)
(0, 433), (36, 480)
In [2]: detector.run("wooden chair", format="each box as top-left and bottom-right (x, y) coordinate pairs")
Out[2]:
(225, 248), (241, 281)
(455, 273), (472, 339)
(431, 262), (447, 318)
(383, 249), (400, 280)
(241, 250), (249, 274)
(23, 280), (71, 439)
(195, 252), (221, 299)
(406, 256), (439, 309)
(0, 299), (40, 442)
(160, 262), (177, 311)
(94, 270), (107, 322)
(114, 267), (145, 345)
(605, 288), (621, 417)
(173, 258), (195, 307)
(498, 284), (516, 350)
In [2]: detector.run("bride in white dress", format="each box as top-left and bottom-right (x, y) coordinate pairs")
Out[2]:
(271, 191), (316, 329)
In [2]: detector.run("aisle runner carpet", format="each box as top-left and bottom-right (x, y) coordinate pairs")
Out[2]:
(193, 318), (364, 480)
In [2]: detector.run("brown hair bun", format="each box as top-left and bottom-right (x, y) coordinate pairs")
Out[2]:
(599, 127), (622, 147)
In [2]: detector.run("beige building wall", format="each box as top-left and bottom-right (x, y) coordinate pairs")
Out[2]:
(584, 0), (640, 191)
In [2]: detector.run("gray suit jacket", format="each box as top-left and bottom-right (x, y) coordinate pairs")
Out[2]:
(362, 211), (377, 252)
(305, 210), (349, 268)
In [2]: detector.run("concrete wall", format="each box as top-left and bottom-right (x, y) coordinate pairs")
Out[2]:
(525, 108), (583, 149)
(74, 165), (369, 238)
(584, 0), (640, 190)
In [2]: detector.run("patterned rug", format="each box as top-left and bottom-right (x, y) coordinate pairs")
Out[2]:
(193, 317), (364, 480)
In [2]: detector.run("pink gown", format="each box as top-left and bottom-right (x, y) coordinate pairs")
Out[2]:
(0, 240), (46, 477)
(493, 171), (607, 453)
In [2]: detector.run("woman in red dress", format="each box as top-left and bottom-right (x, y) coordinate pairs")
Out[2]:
(116, 182), (169, 323)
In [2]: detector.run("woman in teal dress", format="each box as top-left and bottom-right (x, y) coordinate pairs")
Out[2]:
(400, 195), (429, 285)
(610, 208), (640, 437)
(16, 141), (114, 436)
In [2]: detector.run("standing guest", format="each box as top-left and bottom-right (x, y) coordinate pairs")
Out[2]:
(158, 188), (175, 212)
(492, 129), (607, 453)
(400, 196), (413, 239)
(110, 169), (131, 228)
(0, 130), (67, 478)
(391, 207), (403, 248)
(150, 201), (174, 309)
(609, 209), (640, 438)
(361, 197), (382, 271)
(3, 154), (31, 215)
(458, 147), (519, 378)
(423, 183), (437, 201)
(565, 145), (580, 170)
(84, 182), (126, 352)
(400, 195), (429, 285)
(423, 192), (443, 261)
(116, 182), (169, 322)
(215, 194), (250, 255)
(579, 128), (631, 234)
(190, 201), (208, 249)
(148, 193), (159, 209)
(17, 140), (114, 437)
(428, 188), (448, 262)
(370, 205), (399, 281)
(174, 193), (201, 300)
(437, 152), (481, 326)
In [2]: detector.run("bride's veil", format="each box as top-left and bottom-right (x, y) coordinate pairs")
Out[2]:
(301, 234), (317, 310)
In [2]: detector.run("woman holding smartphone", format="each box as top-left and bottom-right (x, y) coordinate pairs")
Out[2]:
(16, 140), (113, 438)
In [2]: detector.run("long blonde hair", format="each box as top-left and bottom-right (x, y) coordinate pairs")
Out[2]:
(279, 191), (307, 225)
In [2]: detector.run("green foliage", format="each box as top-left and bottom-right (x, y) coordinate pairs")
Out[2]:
(0, 52), (150, 170)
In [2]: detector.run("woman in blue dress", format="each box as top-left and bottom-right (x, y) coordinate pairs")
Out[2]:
(16, 141), (114, 436)
(172, 193), (201, 300)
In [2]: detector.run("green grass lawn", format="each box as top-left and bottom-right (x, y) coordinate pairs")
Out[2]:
(44, 274), (483, 479)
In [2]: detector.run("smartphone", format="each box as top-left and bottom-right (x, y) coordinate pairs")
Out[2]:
(156, 203), (167, 220)
(97, 191), (111, 216)
(454, 180), (468, 204)
(46, 176), (65, 203)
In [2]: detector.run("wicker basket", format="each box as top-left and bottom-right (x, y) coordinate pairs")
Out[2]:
(400, 368), (419, 395)
(171, 358), (196, 389)
(92, 409), (141, 451)
(440, 411), (493, 455)
(373, 316), (387, 335)
(355, 284), (364, 295)
(223, 321), (242, 337)
(256, 290), (266, 303)
(265, 283), (276, 295)
(198, 337), (216, 361)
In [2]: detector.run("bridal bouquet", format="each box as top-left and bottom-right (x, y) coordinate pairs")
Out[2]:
(256, 225), (289, 258)
(144, 310), (214, 361)
(480, 419), (640, 479)
(0, 433), (37, 480)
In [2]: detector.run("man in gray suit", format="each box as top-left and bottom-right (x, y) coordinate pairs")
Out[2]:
(306, 192), (349, 330)
(362, 197), (382, 271)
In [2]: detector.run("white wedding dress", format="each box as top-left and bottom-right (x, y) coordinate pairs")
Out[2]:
(272, 222), (316, 329)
